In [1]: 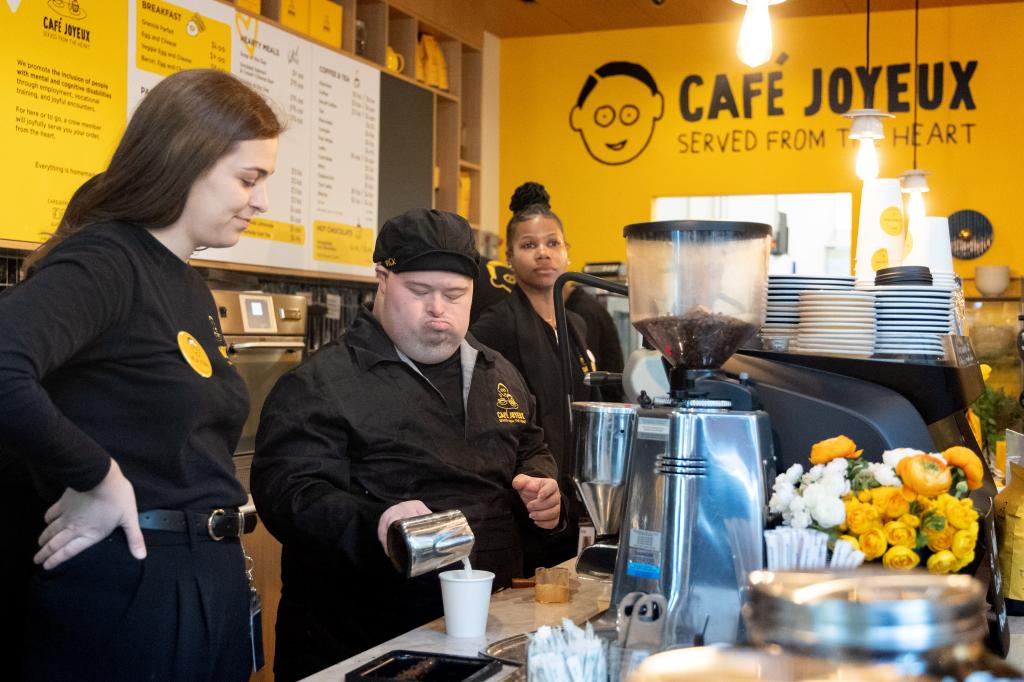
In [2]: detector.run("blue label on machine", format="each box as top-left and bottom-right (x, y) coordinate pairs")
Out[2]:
(627, 562), (661, 579)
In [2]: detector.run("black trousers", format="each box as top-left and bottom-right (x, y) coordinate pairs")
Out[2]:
(22, 526), (251, 682)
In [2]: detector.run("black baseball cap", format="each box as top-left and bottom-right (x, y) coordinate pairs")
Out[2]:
(374, 208), (479, 278)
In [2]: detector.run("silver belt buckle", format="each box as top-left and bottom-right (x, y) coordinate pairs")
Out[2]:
(207, 508), (226, 541)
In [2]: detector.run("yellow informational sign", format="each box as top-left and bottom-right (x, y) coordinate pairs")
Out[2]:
(312, 220), (373, 265)
(500, 4), (1021, 274)
(245, 217), (306, 245)
(2, 0), (128, 243)
(135, 0), (230, 77)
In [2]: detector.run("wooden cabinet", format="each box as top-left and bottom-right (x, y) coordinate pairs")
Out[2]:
(246, 522), (283, 682)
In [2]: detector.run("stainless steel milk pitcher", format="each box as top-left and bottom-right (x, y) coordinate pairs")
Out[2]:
(387, 509), (475, 578)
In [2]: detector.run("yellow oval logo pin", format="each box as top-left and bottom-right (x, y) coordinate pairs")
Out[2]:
(177, 331), (213, 378)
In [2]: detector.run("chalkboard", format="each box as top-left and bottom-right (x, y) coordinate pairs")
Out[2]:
(378, 74), (434, 227)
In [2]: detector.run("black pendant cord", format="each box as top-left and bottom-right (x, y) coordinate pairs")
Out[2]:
(913, 0), (920, 169)
(865, 0), (872, 107)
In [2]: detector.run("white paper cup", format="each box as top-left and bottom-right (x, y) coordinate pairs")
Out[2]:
(922, 216), (954, 275)
(439, 569), (494, 637)
(855, 178), (905, 282)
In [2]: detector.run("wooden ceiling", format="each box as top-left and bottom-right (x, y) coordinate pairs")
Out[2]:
(482, 0), (1016, 38)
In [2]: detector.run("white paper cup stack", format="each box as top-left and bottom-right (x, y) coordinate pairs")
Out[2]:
(904, 216), (955, 288)
(854, 179), (906, 286)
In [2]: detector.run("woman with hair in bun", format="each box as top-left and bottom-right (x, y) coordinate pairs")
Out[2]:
(471, 181), (599, 569)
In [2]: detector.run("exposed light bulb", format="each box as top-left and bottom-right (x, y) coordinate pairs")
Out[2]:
(855, 138), (879, 181)
(906, 188), (926, 223)
(845, 109), (892, 180)
(901, 169), (930, 225)
(737, 0), (773, 67)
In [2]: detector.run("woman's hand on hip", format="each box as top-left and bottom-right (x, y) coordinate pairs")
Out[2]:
(34, 458), (147, 570)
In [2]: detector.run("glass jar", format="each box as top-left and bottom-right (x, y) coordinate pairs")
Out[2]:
(742, 569), (1022, 681)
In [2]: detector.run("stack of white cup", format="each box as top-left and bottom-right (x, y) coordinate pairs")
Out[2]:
(854, 179), (906, 287)
(904, 215), (956, 289)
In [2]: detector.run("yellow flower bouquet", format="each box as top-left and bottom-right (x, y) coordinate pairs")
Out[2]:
(768, 437), (984, 575)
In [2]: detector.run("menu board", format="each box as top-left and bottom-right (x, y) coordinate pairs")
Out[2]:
(126, 0), (380, 276)
(3, 0), (381, 278)
(2, 1), (128, 243)
(309, 47), (379, 271)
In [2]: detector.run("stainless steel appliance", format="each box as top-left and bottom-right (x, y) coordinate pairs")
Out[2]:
(571, 402), (637, 538)
(602, 220), (774, 648)
(555, 218), (1005, 655)
(210, 289), (307, 491)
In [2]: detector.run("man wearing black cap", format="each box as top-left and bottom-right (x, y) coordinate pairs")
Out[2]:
(252, 209), (562, 681)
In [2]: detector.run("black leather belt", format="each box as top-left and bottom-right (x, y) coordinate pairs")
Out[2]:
(138, 508), (258, 541)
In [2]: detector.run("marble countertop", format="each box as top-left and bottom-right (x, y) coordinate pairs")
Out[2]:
(302, 566), (1024, 681)
(301, 563), (609, 681)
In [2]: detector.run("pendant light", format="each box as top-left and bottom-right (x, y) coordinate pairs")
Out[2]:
(843, 0), (892, 181)
(734, 0), (785, 68)
(901, 0), (930, 221)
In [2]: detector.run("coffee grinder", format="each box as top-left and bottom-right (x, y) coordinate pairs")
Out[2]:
(562, 220), (776, 649)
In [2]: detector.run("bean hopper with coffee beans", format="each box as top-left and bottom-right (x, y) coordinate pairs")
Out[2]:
(552, 219), (1006, 655)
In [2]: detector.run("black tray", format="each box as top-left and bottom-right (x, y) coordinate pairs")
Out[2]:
(345, 649), (502, 682)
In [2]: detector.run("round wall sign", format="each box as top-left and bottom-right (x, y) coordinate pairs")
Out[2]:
(948, 209), (993, 260)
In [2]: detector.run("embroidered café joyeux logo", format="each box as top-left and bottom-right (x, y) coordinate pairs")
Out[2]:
(496, 383), (526, 424)
(235, 11), (259, 58)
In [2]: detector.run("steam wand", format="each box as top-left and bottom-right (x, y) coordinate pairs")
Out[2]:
(553, 272), (629, 477)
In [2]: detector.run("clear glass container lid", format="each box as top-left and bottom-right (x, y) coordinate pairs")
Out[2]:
(623, 220), (770, 369)
(744, 569), (988, 655)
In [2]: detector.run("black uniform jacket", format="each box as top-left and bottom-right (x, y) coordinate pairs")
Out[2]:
(471, 286), (599, 520)
(251, 307), (558, 664)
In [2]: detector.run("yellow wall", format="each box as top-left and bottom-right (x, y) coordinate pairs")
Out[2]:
(499, 4), (1022, 279)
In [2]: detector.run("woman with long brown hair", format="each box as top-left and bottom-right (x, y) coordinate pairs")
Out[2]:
(0, 68), (282, 681)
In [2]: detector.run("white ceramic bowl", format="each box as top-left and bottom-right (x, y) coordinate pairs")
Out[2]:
(974, 265), (1011, 296)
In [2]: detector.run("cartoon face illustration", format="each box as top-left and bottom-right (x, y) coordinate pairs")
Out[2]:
(570, 62), (664, 166)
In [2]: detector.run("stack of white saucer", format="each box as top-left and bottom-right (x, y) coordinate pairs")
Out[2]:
(762, 275), (856, 343)
(794, 290), (876, 357)
(866, 286), (953, 357)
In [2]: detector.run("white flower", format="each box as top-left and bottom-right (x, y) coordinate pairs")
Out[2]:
(789, 509), (811, 529)
(769, 481), (795, 514)
(808, 496), (846, 528)
(824, 459), (849, 479)
(801, 464), (825, 486)
(818, 475), (848, 498)
(867, 462), (901, 488)
(882, 448), (925, 470)
(784, 463), (804, 484)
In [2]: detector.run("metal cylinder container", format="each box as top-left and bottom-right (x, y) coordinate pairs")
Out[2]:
(571, 401), (638, 536)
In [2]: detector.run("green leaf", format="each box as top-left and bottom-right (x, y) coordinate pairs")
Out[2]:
(921, 510), (947, 534)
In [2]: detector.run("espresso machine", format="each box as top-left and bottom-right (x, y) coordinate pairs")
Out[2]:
(553, 218), (1004, 654)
